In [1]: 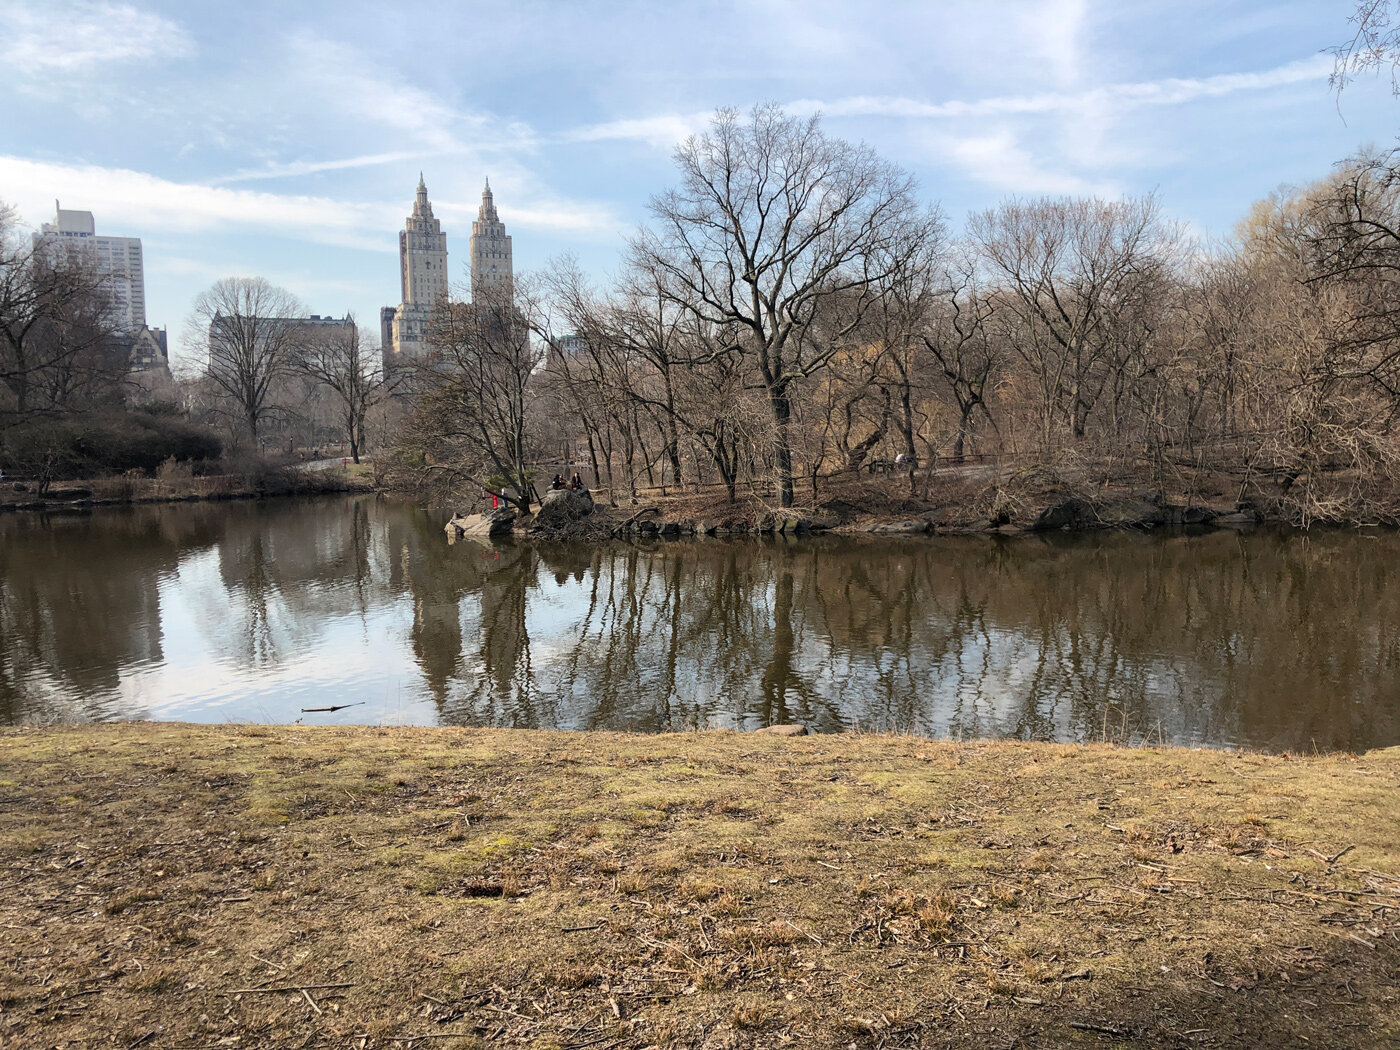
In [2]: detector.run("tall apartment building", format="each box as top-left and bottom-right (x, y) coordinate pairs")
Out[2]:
(386, 175), (448, 362)
(382, 176), (515, 369)
(469, 178), (512, 298)
(35, 203), (146, 334)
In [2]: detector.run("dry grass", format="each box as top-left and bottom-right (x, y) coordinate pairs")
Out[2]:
(0, 724), (1396, 1048)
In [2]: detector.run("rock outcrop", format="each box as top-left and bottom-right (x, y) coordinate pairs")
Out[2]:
(532, 488), (595, 528)
(445, 507), (517, 539)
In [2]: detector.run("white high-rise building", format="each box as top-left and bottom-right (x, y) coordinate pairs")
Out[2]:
(36, 203), (146, 334)
(469, 178), (512, 298)
(387, 175), (448, 361)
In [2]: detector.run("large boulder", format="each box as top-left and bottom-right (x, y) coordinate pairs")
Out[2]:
(777, 512), (812, 535)
(1032, 498), (1095, 530)
(446, 507), (517, 539)
(533, 487), (595, 527)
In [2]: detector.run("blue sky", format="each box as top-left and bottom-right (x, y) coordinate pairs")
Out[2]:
(1, 0), (1395, 364)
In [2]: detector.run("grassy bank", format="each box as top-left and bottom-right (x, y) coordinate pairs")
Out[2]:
(0, 725), (1396, 1048)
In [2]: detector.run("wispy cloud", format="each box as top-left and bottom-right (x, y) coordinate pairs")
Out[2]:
(932, 129), (1118, 198)
(3, 155), (623, 253)
(214, 152), (423, 184)
(0, 0), (193, 75)
(789, 55), (1332, 122)
(280, 32), (541, 160)
(1020, 0), (1088, 89)
(561, 55), (1331, 157)
(565, 112), (712, 150)
(435, 193), (620, 237)
(0, 156), (397, 252)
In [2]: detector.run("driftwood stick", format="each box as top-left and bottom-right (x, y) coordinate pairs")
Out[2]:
(300, 702), (367, 713)
(1070, 1021), (1133, 1038)
(219, 982), (355, 995)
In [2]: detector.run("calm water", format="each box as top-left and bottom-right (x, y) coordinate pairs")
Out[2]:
(1, 496), (1396, 751)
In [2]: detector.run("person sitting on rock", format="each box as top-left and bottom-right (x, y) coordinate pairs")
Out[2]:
(551, 474), (567, 490)
(568, 472), (585, 491)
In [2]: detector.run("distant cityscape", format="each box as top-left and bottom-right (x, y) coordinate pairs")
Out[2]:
(27, 175), (516, 384)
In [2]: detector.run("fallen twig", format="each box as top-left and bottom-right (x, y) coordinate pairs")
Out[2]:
(1071, 1020), (1133, 1038)
(300, 702), (366, 713)
(784, 919), (823, 945)
(219, 982), (355, 995)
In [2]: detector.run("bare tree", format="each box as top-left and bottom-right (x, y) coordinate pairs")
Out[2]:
(292, 314), (383, 463)
(402, 280), (543, 513)
(969, 195), (1181, 449)
(0, 203), (118, 421)
(921, 254), (1001, 463)
(190, 277), (306, 446)
(1331, 1), (1400, 94)
(631, 104), (928, 507)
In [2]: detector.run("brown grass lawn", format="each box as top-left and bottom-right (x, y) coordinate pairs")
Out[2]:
(0, 725), (1396, 1049)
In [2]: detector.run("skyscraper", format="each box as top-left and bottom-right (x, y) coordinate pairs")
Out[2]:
(469, 179), (512, 298)
(35, 203), (146, 334)
(388, 175), (448, 361)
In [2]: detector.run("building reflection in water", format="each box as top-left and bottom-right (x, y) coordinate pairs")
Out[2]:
(1, 496), (1396, 752)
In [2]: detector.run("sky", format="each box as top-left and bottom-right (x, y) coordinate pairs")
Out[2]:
(2, 0), (1396, 366)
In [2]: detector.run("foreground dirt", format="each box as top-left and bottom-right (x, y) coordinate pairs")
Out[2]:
(0, 725), (1396, 1049)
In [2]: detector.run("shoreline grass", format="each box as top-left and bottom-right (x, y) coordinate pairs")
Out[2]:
(1, 723), (1396, 1048)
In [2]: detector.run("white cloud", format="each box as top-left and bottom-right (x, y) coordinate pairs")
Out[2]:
(436, 193), (621, 237)
(214, 152), (422, 184)
(283, 33), (466, 155)
(568, 55), (1331, 159)
(933, 129), (1117, 198)
(566, 112), (712, 151)
(0, 155), (397, 252)
(790, 55), (1332, 123)
(0, 0), (193, 75)
(279, 31), (541, 161)
(1020, 0), (1088, 89)
(2, 154), (623, 252)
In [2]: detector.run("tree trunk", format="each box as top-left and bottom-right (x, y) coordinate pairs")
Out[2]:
(954, 403), (974, 463)
(663, 370), (683, 486)
(771, 388), (795, 508)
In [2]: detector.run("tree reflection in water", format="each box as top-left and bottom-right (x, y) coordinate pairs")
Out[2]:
(0, 497), (1396, 751)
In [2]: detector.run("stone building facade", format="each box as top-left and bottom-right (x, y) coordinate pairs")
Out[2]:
(382, 176), (514, 369)
(386, 175), (448, 363)
(469, 179), (512, 298)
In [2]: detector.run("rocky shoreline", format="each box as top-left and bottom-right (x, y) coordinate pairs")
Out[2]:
(445, 483), (1281, 544)
(0, 471), (371, 514)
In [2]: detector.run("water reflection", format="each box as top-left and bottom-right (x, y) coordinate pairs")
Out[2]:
(1, 496), (1396, 751)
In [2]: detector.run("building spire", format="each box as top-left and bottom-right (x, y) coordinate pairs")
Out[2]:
(478, 179), (498, 222)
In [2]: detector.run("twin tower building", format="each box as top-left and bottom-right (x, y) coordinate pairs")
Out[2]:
(380, 175), (512, 364)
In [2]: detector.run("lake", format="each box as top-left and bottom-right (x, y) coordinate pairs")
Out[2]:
(1, 495), (1396, 751)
